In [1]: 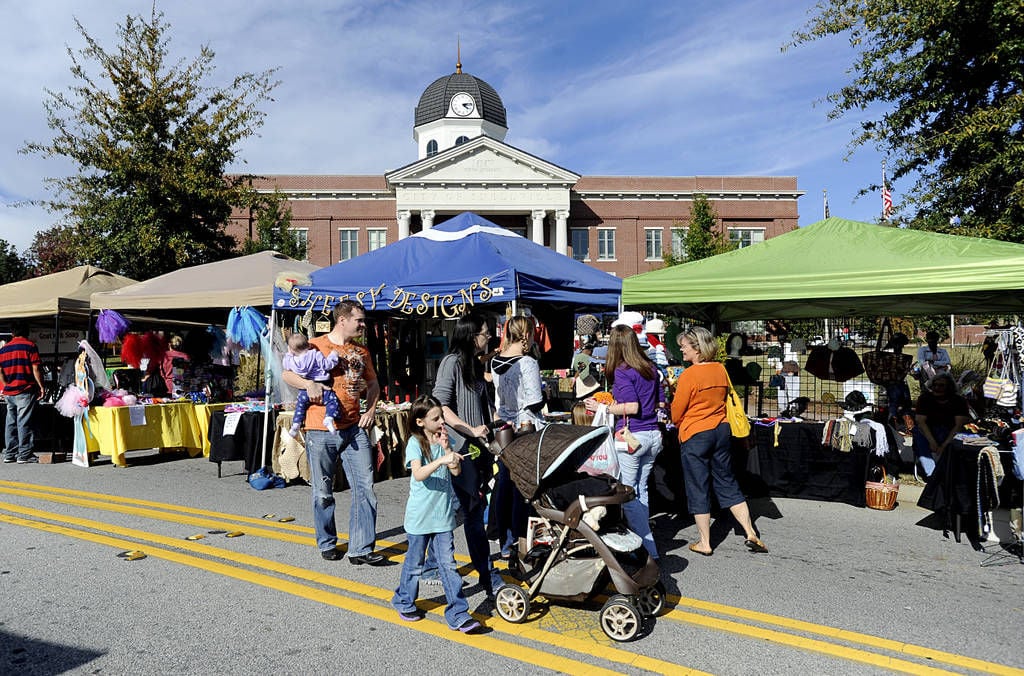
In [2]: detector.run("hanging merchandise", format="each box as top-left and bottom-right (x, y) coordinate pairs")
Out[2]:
(804, 341), (865, 382)
(862, 318), (913, 386)
(227, 306), (268, 350)
(96, 310), (131, 344)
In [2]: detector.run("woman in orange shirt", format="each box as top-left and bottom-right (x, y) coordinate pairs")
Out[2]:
(671, 327), (767, 556)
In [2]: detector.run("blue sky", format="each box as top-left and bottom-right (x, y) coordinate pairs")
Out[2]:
(0, 0), (894, 254)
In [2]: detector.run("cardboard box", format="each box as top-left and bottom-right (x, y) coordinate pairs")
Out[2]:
(37, 452), (68, 464)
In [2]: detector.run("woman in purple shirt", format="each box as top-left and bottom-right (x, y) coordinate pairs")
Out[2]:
(584, 324), (663, 561)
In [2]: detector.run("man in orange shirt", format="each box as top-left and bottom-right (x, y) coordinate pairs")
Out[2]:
(282, 300), (386, 565)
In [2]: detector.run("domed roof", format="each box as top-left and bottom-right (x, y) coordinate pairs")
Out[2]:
(415, 71), (507, 128)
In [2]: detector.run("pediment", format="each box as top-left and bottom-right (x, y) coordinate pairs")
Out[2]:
(386, 137), (580, 186)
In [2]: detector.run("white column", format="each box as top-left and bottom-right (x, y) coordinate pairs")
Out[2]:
(397, 210), (411, 240)
(555, 209), (569, 255)
(421, 209), (435, 230)
(531, 209), (546, 246)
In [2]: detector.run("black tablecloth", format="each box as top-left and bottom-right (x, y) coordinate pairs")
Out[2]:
(0, 402), (73, 454)
(748, 421), (871, 506)
(208, 409), (277, 475)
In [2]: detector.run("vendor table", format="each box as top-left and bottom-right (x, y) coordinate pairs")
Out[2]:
(84, 401), (206, 467)
(747, 420), (872, 507)
(207, 408), (277, 477)
(0, 402), (73, 455)
(917, 440), (1020, 544)
(269, 407), (411, 487)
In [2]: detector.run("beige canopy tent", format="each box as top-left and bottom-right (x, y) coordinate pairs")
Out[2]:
(90, 250), (318, 311)
(0, 265), (135, 319)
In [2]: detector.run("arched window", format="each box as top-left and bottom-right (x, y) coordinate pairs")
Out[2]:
(426, 139), (438, 157)
(455, 136), (470, 146)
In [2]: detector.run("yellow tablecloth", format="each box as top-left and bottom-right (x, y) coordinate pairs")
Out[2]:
(85, 402), (206, 467)
(194, 402), (230, 456)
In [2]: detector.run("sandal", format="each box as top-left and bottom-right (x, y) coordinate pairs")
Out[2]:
(688, 543), (713, 557)
(744, 537), (769, 553)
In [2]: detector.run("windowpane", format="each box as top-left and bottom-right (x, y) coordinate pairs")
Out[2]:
(338, 230), (358, 261)
(671, 228), (688, 259)
(645, 228), (662, 260)
(508, 226), (527, 238)
(570, 228), (589, 261)
(728, 228), (765, 248)
(455, 136), (469, 146)
(367, 229), (387, 251)
(598, 229), (615, 260)
(291, 229), (308, 260)
(426, 140), (438, 157)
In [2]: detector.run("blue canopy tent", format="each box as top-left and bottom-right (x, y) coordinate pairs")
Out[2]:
(272, 212), (621, 316)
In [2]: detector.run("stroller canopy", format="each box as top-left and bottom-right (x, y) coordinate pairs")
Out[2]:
(500, 425), (611, 499)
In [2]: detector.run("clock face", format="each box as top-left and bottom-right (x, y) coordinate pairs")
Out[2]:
(450, 92), (476, 117)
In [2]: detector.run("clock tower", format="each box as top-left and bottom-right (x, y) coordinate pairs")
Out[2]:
(413, 56), (508, 159)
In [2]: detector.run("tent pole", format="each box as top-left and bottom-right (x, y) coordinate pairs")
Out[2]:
(950, 314), (955, 347)
(261, 309), (275, 470)
(51, 313), (61, 397)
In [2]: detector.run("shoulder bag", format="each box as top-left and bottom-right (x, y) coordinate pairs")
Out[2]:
(724, 371), (751, 438)
(861, 318), (913, 386)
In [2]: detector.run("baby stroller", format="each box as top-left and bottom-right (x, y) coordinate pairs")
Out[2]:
(491, 424), (663, 641)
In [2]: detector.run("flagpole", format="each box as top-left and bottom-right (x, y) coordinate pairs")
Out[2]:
(881, 160), (886, 222)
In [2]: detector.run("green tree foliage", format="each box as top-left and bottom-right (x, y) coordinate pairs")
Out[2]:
(662, 194), (735, 266)
(21, 9), (279, 279)
(239, 189), (305, 259)
(0, 240), (30, 283)
(789, 1), (1024, 239)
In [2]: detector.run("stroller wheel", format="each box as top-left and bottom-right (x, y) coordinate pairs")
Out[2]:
(494, 584), (530, 624)
(599, 595), (642, 642)
(636, 581), (666, 618)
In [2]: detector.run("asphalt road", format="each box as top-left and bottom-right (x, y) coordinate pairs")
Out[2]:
(1, 451), (1022, 675)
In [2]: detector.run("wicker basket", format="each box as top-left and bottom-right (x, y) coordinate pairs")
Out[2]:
(865, 467), (899, 510)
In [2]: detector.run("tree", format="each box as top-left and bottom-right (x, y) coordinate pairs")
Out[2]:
(683, 194), (735, 263)
(239, 189), (305, 260)
(663, 194), (735, 266)
(21, 8), (279, 279)
(0, 240), (29, 284)
(25, 225), (80, 276)
(789, 1), (1024, 240)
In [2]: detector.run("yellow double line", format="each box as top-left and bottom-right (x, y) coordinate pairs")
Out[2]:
(2, 481), (1021, 674)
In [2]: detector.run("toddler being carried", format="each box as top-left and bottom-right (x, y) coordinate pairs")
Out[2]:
(283, 333), (340, 436)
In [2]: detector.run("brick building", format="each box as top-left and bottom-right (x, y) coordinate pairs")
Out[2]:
(229, 64), (803, 276)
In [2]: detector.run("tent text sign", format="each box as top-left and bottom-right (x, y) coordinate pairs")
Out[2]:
(283, 276), (507, 317)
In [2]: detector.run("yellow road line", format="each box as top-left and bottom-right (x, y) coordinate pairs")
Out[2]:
(0, 502), (705, 676)
(665, 596), (1024, 676)
(5, 482), (1017, 674)
(0, 510), (625, 676)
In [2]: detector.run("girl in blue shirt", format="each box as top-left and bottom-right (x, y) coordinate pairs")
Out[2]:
(391, 395), (482, 633)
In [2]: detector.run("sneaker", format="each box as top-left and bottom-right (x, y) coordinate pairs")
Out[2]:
(398, 609), (424, 622)
(16, 455), (39, 464)
(2, 457), (15, 464)
(451, 619), (482, 634)
(324, 417), (337, 434)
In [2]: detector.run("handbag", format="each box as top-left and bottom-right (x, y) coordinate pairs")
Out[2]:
(804, 344), (865, 382)
(983, 354), (1017, 405)
(581, 403), (621, 478)
(724, 372), (751, 438)
(862, 318), (913, 386)
(615, 416), (642, 454)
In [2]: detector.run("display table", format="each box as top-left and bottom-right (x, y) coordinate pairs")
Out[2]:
(0, 402), (73, 456)
(270, 407), (411, 487)
(194, 403), (229, 456)
(747, 420), (872, 507)
(207, 408), (276, 477)
(84, 402), (205, 467)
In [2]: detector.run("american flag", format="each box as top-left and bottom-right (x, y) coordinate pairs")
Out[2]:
(881, 163), (893, 220)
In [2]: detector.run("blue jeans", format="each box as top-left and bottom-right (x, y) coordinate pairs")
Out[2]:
(392, 530), (471, 629)
(913, 425), (950, 478)
(618, 428), (662, 559)
(424, 457), (503, 594)
(305, 427), (378, 555)
(4, 392), (38, 461)
(681, 422), (746, 515)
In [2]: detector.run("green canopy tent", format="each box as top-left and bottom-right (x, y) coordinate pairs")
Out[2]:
(622, 217), (1024, 321)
